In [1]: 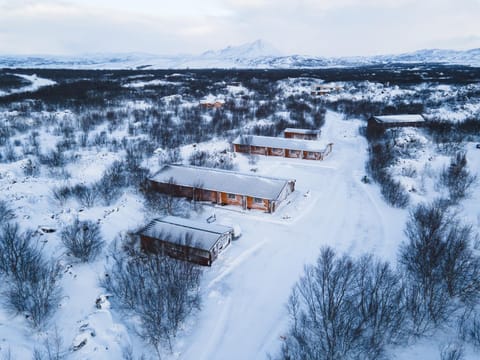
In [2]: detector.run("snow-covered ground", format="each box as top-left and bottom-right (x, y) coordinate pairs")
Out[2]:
(0, 108), (479, 359)
(169, 111), (408, 360)
(0, 73), (56, 96)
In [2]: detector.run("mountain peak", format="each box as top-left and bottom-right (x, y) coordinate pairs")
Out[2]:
(201, 39), (282, 59)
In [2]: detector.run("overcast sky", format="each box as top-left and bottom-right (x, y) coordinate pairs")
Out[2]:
(1, 0), (479, 57)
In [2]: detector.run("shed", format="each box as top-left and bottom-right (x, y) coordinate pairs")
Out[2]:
(149, 164), (295, 213)
(138, 216), (233, 266)
(368, 114), (425, 130)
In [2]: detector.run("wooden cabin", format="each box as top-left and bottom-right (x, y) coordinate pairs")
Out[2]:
(149, 164), (295, 213)
(368, 114), (425, 130)
(200, 101), (224, 109)
(284, 128), (320, 140)
(233, 135), (333, 161)
(138, 216), (233, 266)
(310, 84), (342, 96)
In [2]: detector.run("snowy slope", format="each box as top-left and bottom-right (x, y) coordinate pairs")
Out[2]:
(1, 41), (480, 69)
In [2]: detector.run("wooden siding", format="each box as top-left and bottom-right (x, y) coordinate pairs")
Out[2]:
(140, 234), (214, 266)
(284, 132), (318, 140)
(247, 196), (269, 211)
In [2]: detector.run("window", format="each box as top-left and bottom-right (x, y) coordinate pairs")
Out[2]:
(254, 197), (263, 204)
(227, 193), (236, 200)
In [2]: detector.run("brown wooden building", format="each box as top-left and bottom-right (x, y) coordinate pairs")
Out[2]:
(233, 135), (333, 161)
(368, 114), (425, 130)
(149, 164), (295, 213)
(284, 128), (320, 140)
(138, 216), (233, 266)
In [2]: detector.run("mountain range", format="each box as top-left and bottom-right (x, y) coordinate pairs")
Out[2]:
(1, 40), (479, 69)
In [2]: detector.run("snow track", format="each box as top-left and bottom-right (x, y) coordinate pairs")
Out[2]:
(175, 112), (406, 359)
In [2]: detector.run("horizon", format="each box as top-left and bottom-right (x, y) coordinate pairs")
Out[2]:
(1, 40), (479, 59)
(1, 0), (479, 57)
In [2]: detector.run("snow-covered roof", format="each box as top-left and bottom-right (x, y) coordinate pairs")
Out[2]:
(233, 135), (326, 152)
(139, 216), (233, 252)
(284, 128), (320, 135)
(150, 164), (294, 200)
(373, 114), (425, 124)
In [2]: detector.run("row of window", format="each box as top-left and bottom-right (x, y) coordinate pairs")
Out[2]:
(226, 193), (263, 204)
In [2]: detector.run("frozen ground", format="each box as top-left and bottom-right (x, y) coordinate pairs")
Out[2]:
(171, 111), (408, 360)
(0, 110), (479, 359)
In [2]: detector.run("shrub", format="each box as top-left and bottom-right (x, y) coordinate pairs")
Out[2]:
(102, 238), (202, 354)
(61, 219), (104, 262)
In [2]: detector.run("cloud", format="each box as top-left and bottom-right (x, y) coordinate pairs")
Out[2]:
(0, 0), (478, 56)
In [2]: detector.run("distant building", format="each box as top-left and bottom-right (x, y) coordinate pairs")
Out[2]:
(149, 164), (295, 213)
(284, 128), (320, 140)
(233, 135), (333, 161)
(311, 84), (342, 96)
(138, 216), (233, 266)
(200, 100), (224, 109)
(368, 114), (425, 130)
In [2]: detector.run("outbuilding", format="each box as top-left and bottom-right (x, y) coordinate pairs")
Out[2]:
(138, 216), (233, 266)
(368, 114), (425, 130)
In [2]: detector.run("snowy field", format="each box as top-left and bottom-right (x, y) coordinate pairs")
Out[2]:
(1, 69), (480, 359)
(173, 111), (408, 360)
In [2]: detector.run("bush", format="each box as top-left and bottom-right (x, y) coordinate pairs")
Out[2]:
(61, 219), (104, 262)
(96, 160), (126, 205)
(0, 200), (15, 225)
(71, 184), (98, 208)
(102, 238), (202, 354)
(0, 223), (62, 328)
(399, 200), (480, 334)
(439, 152), (477, 203)
(279, 247), (405, 360)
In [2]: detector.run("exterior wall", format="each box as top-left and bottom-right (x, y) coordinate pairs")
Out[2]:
(304, 151), (321, 160)
(250, 146), (267, 155)
(246, 196), (269, 212)
(140, 234), (213, 266)
(269, 147), (285, 156)
(284, 132), (318, 140)
(286, 149), (302, 158)
(220, 192), (244, 207)
(234, 144), (250, 153)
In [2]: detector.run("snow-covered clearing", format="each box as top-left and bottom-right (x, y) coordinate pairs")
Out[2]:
(0, 74), (56, 96)
(172, 111), (407, 360)
(0, 108), (479, 359)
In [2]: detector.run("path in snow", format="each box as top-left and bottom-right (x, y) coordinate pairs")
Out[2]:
(176, 112), (406, 360)
(1, 73), (56, 96)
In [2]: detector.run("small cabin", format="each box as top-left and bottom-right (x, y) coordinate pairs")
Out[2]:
(368, 114), (425, 130)
(284, 128), (320, 140)
(138, 216), (233, 266)
(149, 164), (295, 213)
(233, 135), (333, 161)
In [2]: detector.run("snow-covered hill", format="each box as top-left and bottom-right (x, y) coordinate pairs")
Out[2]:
(1, 41), (480, 69)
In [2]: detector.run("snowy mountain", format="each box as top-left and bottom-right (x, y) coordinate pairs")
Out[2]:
(1, 41), (480, 69)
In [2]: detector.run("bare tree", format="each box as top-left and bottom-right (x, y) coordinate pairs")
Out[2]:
(102, 236), (202, 356)
(0, 223), (62, 328)
(440, 152), (477, 204)
(399, 200), (480, 335)
(61, 218), (104, 262)
(0, 200), (15, 225)
(279, 248), (407, 360)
